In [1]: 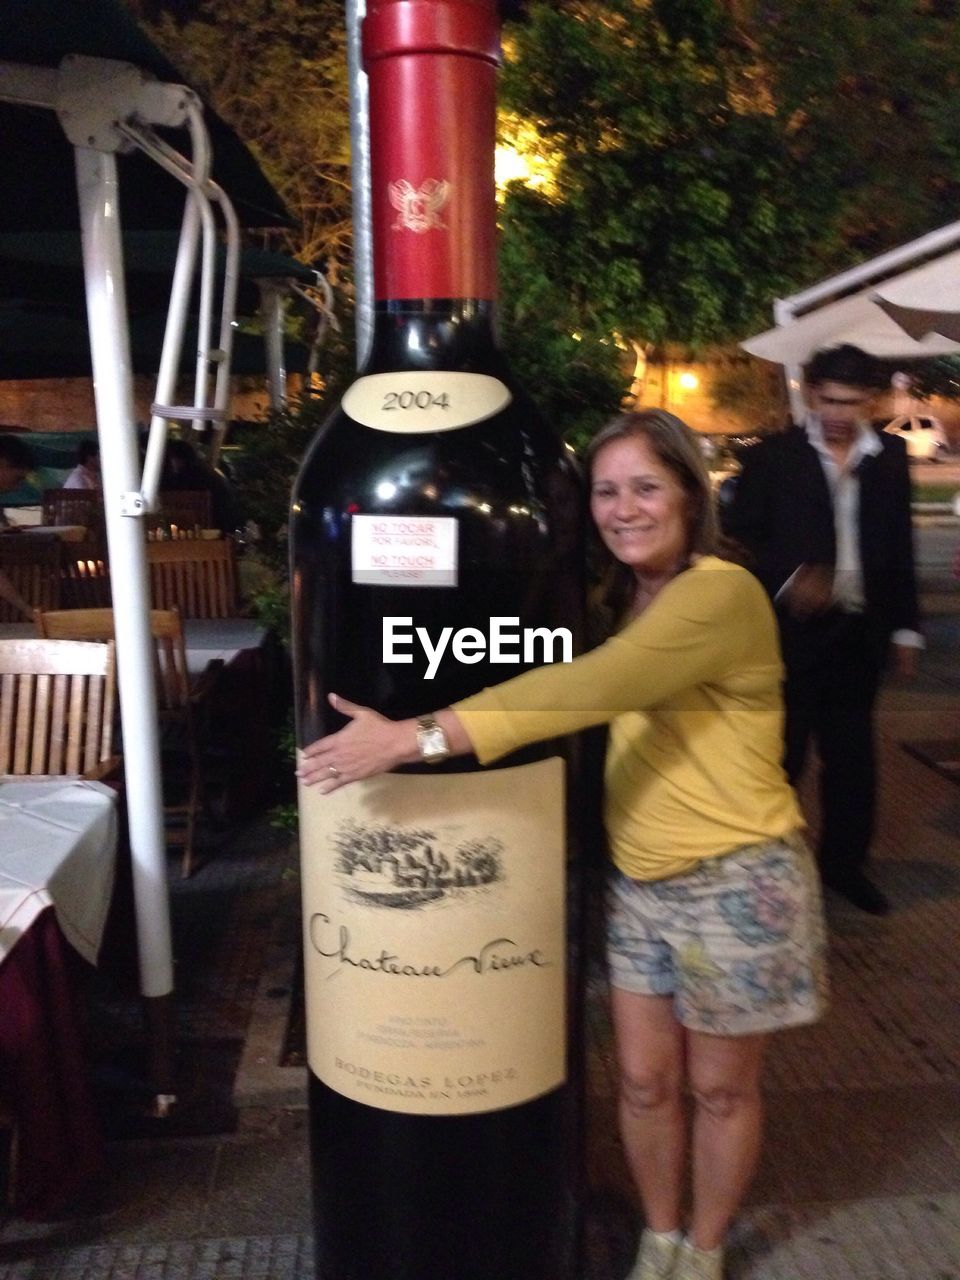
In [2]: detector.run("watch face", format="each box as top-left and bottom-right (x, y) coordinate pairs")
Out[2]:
(419, 726), (449, 760)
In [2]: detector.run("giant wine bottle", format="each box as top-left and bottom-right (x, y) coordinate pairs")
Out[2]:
(291, 2), (584, 1277)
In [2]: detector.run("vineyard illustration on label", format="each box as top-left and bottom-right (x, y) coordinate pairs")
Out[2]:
(333, 818), (504, 909)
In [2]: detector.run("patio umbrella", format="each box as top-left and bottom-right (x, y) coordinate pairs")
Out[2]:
(0, 229), (316, 381)
(0, 298), (310, 380)
(0, 229), (315, 315)
(740, 284), (960, 365)
(0, 0), (288, 234)
(871, 248), (960, 343)
(0, 0), (293, 1103)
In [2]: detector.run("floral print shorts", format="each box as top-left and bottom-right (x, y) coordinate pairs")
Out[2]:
(605, 833), (829, 1035)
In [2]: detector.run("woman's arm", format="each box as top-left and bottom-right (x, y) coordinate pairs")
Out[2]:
(297, 696), (473, 792)
(298, 564), (757, 791)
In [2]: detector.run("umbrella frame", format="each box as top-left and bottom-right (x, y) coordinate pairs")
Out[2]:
(0, 54), (256, 1100)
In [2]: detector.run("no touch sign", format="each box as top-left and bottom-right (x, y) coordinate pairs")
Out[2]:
(351, 514), (459, 587)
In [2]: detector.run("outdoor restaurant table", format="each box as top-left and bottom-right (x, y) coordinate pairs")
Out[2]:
(0, 524), (88, 541)
(181, 616), (268, 674)
(0, 779), (118, 1217)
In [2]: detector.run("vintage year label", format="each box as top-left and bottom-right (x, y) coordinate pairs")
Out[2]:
(341, 370), (512, 434)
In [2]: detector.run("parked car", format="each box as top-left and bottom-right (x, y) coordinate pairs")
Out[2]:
(875, 415), (947, 462)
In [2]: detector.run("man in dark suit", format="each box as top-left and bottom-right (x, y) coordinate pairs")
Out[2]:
(724, 344), (921, 915)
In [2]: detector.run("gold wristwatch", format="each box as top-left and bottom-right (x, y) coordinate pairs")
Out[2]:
(415, 714), (450, 764)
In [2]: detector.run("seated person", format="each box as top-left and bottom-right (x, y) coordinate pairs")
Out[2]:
(162, 437), (240, 533)
(0, 436), (33, 519)
(0, 435), (62, 512)
(63, 439), (101, 491)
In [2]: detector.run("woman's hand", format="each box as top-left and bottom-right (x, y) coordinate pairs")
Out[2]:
(296, 693), (417, 793)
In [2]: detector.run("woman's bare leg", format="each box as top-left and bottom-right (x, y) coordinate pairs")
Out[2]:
(685, 1029), (767, 1250)
(610, 987), (686, 1231)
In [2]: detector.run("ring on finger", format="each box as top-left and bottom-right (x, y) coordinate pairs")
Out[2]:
(328, 765), (341, 780)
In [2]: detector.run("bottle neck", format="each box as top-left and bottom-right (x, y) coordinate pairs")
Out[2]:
(363, 0), (500, 303)
(363, 299), (502, 373)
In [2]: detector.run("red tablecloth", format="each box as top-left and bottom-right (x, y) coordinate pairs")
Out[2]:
(0, 906), (106, 1217)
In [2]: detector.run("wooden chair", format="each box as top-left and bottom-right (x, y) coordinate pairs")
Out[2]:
(0, 535), (61, 622)
(35, 609), (222, 877)
(156, 489), (213, 535)
(41, 488), (104, 538)
(146, 538), (239, 619)
(0, 638), (119, 780)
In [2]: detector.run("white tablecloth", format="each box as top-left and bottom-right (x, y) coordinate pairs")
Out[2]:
(1, 618), (269, 677)
(0, 779), (118, 966)
(182, 618), (267, 650)
(183, 617), (268, 676)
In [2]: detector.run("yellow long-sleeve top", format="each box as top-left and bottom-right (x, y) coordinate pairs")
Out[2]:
(454, 557), (803, 882)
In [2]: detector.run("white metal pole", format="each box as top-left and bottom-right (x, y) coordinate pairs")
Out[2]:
(141, 197), (202, 507)
(773, 298), (807, 423)
(259, 281), (288, 410)
(75, 146), (173, 1001)
(347, 0), (373, 369)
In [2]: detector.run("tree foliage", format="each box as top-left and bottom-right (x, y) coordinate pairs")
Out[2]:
(498, 0), (826, 357)
(749, 0), (960, 262)
(498, 0), (960, 425)
(134, 0), (960, 438)
(140, 0), (353, 273)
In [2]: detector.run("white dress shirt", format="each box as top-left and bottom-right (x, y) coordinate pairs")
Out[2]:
(63, 463), (99, 491)
(803, 414), (922, 649)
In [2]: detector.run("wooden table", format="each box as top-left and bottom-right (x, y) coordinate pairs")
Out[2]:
(0, 779), (118, 1217)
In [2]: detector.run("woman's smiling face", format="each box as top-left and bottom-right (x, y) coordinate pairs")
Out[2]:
(589, 434), (690, 577)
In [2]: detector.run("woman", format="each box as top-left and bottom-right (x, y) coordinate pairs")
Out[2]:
(299, 410), (827, 1280)
(162, 438), (240, 534)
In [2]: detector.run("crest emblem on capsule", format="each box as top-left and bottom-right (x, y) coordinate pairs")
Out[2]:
(389, 179), (451, 233)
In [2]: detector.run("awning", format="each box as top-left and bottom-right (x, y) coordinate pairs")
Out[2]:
(0, 298), (310, 380)
(741, 284), (960, 365)
(0, 0), (290, 233)
(0, 228), (316, 380)
(872, 248), (960, 343)
(0, 229), (316, 313)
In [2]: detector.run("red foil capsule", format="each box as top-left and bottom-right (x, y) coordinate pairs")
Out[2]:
(363, 0), (501, 303)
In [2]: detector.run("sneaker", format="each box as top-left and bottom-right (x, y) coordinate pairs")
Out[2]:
(626, 1228), (682, 1280)
(673, 1239), (724, 1280)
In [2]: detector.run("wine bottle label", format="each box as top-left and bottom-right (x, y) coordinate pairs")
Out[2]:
(298, 759), (566, 1116)
(342, 371), (512, 434)
(352, 514), (459, 587)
